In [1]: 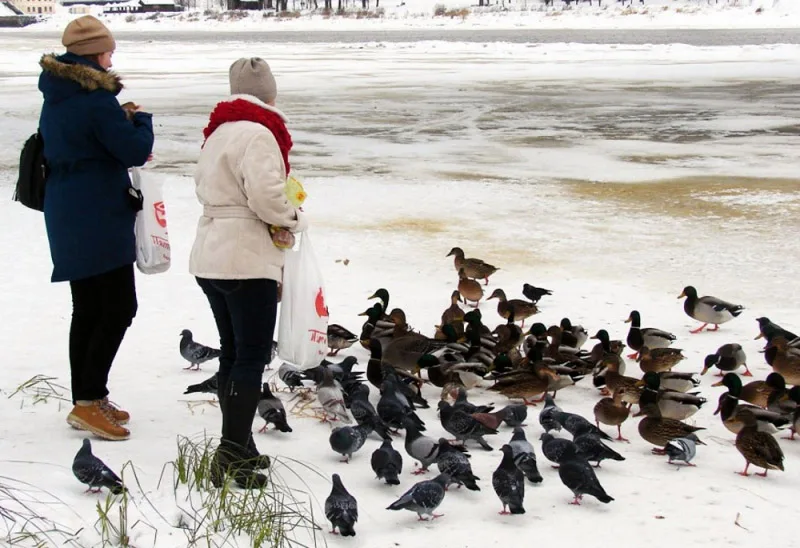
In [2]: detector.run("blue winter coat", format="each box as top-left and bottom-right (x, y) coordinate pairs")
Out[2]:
(38, 53), (154, 282)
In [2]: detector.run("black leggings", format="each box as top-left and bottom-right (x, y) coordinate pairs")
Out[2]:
(69, 264), (138, 403)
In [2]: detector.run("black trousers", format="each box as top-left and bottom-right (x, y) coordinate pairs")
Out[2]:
(69, 264), (138, 403)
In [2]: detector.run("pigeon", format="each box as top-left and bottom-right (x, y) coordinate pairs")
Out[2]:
(554, 407), (614, 442)
(179, 329), (221, 371)
(349, 389), (392, 441)
(329, 424), (371, 463)
(404, 419), (441, 474)
(305, 357), (361, 385)
(438, 400), (498, 451)
(324, 474), (358, 536)
(573, 429), (625, 468)
(500, 404), (528, 427)
(72, 439), (126, 495)
(522, 283), (553, 305)
(278, 361), (305, 391)
(257, 383), (292, 433)
(452, 387), (494, 414)
(435, 439), (479, 491)
(540, 433), (578, 467)
(665, 434), (702, 466)
(557, 443), (614, 505)
(508, 427), (542, 484)
(316, 367), (352, 423)
(341, 378), (370, 409)
(378, 379), (425, 431)
(492, 445), (525, 515)
(539, 395), (563, 433)
(184, 372), (218, 395)
(386, 473), (450, 521)
(371, 439), (403, 485)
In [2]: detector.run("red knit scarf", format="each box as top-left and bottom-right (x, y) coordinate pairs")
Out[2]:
(202, 98), (292, 174)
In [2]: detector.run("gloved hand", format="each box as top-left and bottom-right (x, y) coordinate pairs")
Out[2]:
(269, 225), (295, 249)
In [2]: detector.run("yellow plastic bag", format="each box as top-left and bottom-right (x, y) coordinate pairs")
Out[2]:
(286, 175), (307, 208)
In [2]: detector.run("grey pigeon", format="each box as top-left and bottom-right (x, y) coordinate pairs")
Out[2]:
(349, 389), (392, 441)
(329, 424), (371, 463)
(404, 420), (440, 474)
(179, 329), (221, 371)
(573, 426), (625, 467)
(278, 361), (304, 391)
(378, 379), (425, 431)
(540, 432), (578, 466)
(438, 400), (498, 451)
(665, 434), (700, 466)
(307, 357), (361, 384)
(435, 439), (479, 491)
(317, 367), (352, 423)
(324, 474), (358, 536)
(184, 372), (218, 395)
(453, 387), (494, 414)
(555, 409), (614, 442)
(508, 428), (542, 483)
(557, 443), (614, 505)
(371, 439), (403, 485)
(72, 439), (125, 494)
(500, 404), (528, 427)
(386, 473), (450, 521)
(257, 383), (292, 433)
(492, 445), (525, 515)
(539, 395), (563, 433)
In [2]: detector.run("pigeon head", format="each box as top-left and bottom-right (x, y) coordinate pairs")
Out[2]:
(180, 329), (192, 339)
(539, 432), (554, 443)
(511, 427), (527, 442)
(432, 473), (451, 488)
(79, 438), (92, 455)
(340, 356), (358, 368)
(331, 473), (347, 494)
(499, 444), (514, 460)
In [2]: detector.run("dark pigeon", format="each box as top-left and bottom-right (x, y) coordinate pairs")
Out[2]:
(329, 424), (371, 463)
(492, 445), (525, 515)
(574, 430), (625, 468)
(184, 372), (218, 395)
(664, 434), (700, 466)
(540, 432), (578, 466)
(555, 408), (614, 442)
(386, 473), (450, 521)
(438, 401), (498, 451)
(278, 361), (305, 391)
(179, 329), (221, 371)
(349, 389), (392, 441)
(539, 395), (563, 433)
(325, 474), (358, 536)
(435, 439), (479, 491)
(371, 439), (403, 485)
(72, 439), (125, 494)
(378, 379), (425, 431)
(257, 383), (292, 433)
(522, 283), (553, 304)
(306, 357), (361, 384)
(453, 387), (494, 415)
(404, 420), (441, 474)
(342, 379), (370, 409)
(557, 443), (614, 505)
(508, 427), (542, 483)
(500, 404), (528, 427)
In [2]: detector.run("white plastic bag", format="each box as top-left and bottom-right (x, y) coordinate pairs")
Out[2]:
(131, 167), (171, 275)
(278, 231), (329, 369)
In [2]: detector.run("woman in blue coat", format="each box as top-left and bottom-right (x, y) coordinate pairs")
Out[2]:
(38, 15), (154, 441)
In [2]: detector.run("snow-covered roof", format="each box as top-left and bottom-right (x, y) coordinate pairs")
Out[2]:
(0, 3), (17, 16)
(138, 0), (179, 5)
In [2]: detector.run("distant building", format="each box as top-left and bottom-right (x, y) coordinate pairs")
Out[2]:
(60, 0), (182, 13)
(7, 0), (56, 14)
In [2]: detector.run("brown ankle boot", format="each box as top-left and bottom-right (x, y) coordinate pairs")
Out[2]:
(100, 397), (130, 425)
(67, 401), (130, 441)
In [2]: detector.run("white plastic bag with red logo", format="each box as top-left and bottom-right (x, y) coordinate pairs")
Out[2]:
(278, 230), (329, 369)
(130, 167), (171, 275)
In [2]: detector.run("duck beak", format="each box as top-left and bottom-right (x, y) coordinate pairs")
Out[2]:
(357, 311), (368, 317)
(700, 366), (710, 376)
(754, 333), (764, 340)
(367, 292), (378, 300)
(624, 316), (632, 324)
(711, 379), (724, 387)
(634, 379), (645, 388)
(677, 290), (686, 299)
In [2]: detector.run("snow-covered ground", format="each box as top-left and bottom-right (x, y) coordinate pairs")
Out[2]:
(0, 32), (799, 547)
(14, 0), (800, 31)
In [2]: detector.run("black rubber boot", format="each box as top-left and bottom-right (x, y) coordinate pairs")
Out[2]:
(210, 440), (268, 489)
(247, 434), (271, 470)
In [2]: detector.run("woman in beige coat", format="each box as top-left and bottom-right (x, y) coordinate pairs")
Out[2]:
(190, 57), (306, 489)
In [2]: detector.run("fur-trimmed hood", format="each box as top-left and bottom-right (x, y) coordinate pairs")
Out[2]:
(39, 53), (122, 103)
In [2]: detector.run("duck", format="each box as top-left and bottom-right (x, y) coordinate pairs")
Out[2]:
(593, 354), (639, 398)
(382, 330), (448, 377)
(446, 247), (499, 285)
(488, 349), (560, 406)
(327, 324), (358, 356)
(711, 372), (787, 409)
(457, 268), (484, 308)
(559, 317), (589, 350)
(634, 391), (705, 453)
(357, 303), (395, 349)
(624, 310), (676, 359)
(368, 288), (393, 321)
(678, 285), (744, 334)
(440, 290), (465, 328)
(588, 329), (626, 369)
(702, 343), (750, 377)
(637, 346), (686, 374)
(636, 372), (706, 421)
(487, 288), (538, 328)
(734, 408), (784, 477)
(656, 371), (701, 393)
(763, 336), (800, 386)
(713, 389), (789, 435)
(784, 386), (800, 440)
(755, 316), (798, 345)
(593, 387), (631, 442)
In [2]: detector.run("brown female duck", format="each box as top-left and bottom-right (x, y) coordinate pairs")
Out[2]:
(634, 391), (705, 453)
(593, 387), (631, 442)
(487, 288), (538, 328)
(637, 346), (686, 374)
(764, 336), (800, 386)
(446, 247), (499, 285)
(734, 408), (784, 477)
(457, 268), (484, 308)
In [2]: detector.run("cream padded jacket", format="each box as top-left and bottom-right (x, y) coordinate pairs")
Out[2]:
(189, 94), (306, 281)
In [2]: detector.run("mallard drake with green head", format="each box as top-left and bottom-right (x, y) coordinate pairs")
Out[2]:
(592, 354), (639, 397)
(368, 288), (392, 319)
(559, 318), (589, 350)
(734, 408), (785, 477)
(712, 372), (787, 409)
(764, 336), (800, 386)
(327, 324), (358, 356)
(589, 329), (626, 368)
(678, 285), (744, 334)
(636, 372), (706, 421)
(487, 288), (538, 328)
(713, 389), (789, 435)
(624, 310), (676, 359)
(593, 387), (631, 442)
(446, 247), (499, 285)
(358, 303), (395, 349)
(457, 268), (484, 308)
(634, 391), (705, 453)
(637, 346), (685, 374)
(702, 343), (750, 377)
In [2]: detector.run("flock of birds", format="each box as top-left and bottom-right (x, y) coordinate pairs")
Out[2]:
(71, 246), (800, 539)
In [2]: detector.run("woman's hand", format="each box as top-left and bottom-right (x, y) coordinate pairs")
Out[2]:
(269, 226), (295, 249)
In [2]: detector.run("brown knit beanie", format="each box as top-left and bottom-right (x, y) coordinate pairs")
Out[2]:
(62, 16), (116, 56)
(229, 58), (278, 105)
